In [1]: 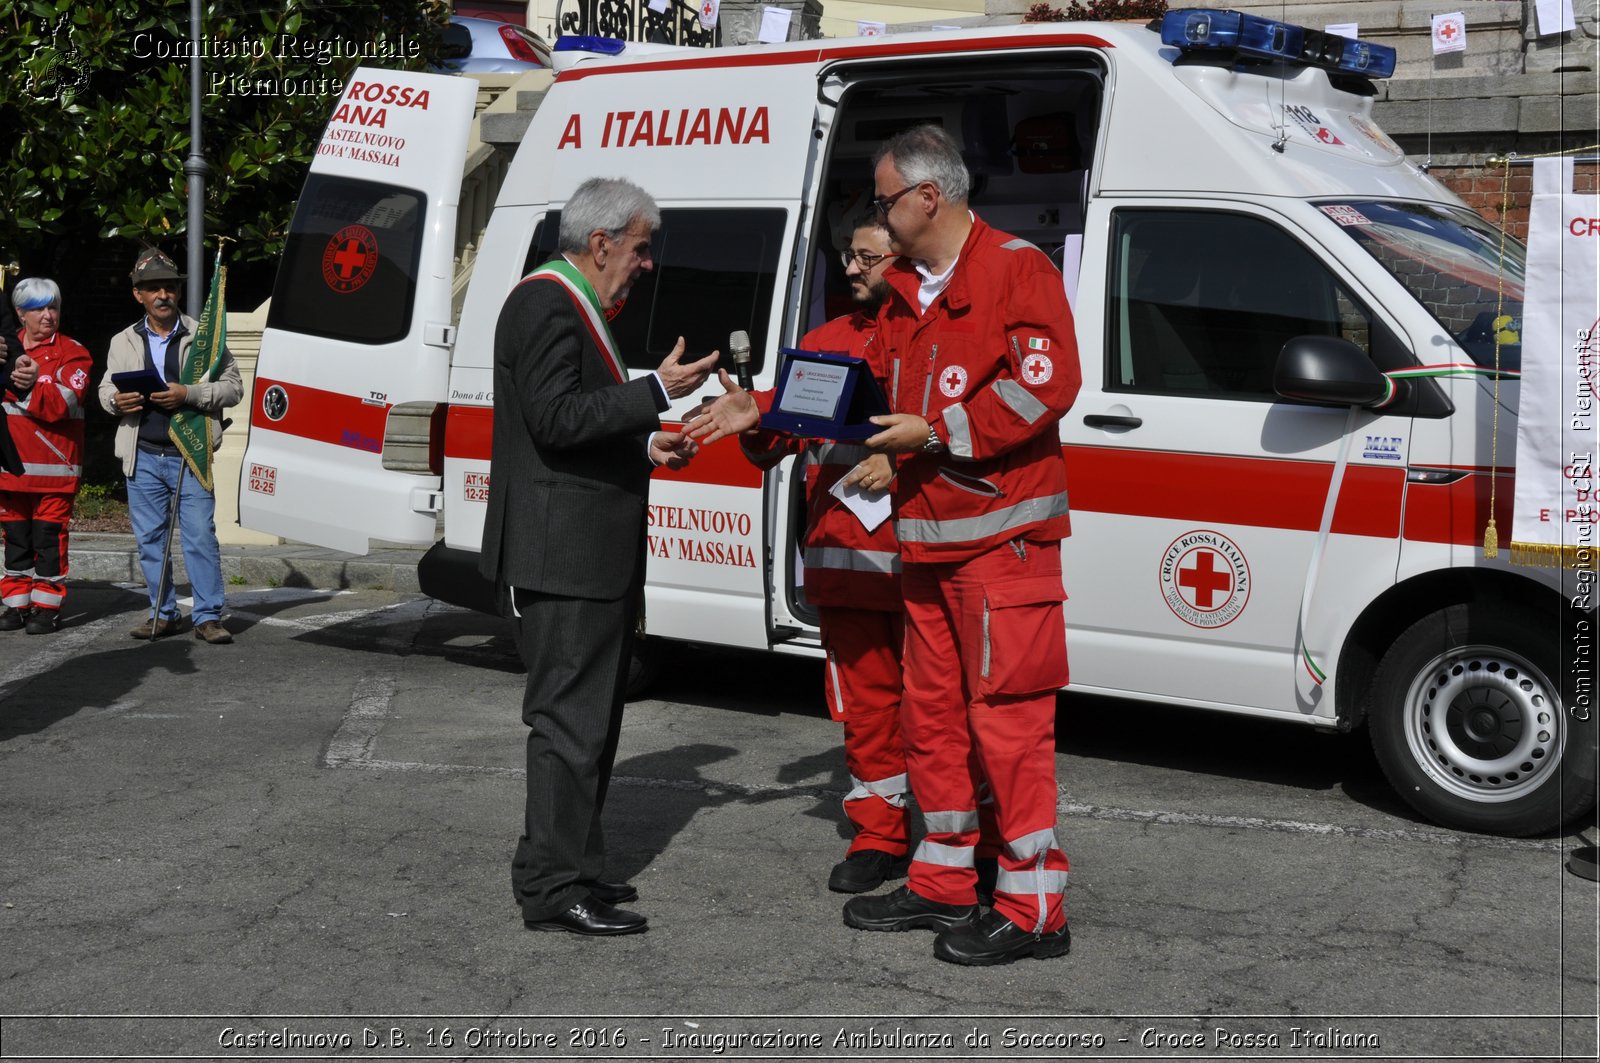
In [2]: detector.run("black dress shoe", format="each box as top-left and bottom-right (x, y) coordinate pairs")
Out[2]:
(842, 885), (978, 933)
(828, 849), (899, 894)
(580, 879), (638, 905)
(933, 909), (1071, 966)
(524, 897), (647, 936)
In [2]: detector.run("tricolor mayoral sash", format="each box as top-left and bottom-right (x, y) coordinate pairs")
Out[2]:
(524, 258), (630, 385)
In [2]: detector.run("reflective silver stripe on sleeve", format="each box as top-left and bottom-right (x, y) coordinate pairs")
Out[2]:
(897, 491), (1070, 545)
(941, 402), (972, 459)
(1, 403), (23, 417)
(995, 867), (1070, 896)
(891, 358), (901, 406)
(1001, 237), (1042, 253)
(912, 839), (974, 868)
(846, 771), (909, 807)
(1004, 827), (1060, 861)
(54, 383), (84, 418)
(804, 546), (901, 575)
(20, 462), (82, 479)
(993, 378), (1048, 424)
(812, 441), (872, 467)
(922, 809), (980, 834)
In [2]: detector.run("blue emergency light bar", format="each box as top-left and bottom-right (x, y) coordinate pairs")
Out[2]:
(554, 35), (626, 55)
(1161, 8), (1397, 79)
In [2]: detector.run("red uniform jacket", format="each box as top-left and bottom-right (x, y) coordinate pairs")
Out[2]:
(0, 330), (91, 494)
(740, 313), (901, 611)
(877, 216), (1080, 564)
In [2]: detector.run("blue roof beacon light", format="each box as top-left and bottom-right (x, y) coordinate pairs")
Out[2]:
(1160, 8), (1397, 79)
(554, 35), (627, 55)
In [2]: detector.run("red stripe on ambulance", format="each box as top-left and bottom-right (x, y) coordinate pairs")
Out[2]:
(1401, 469), (1514, 546)
(1063, 446), (1405, 538)
(556, 33), (1113, 83)
(252, 378), (389, 454)
(443, 406), (763, 489)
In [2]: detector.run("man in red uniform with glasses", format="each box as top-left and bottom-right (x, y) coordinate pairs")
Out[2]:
(842, 124), (1080, 966)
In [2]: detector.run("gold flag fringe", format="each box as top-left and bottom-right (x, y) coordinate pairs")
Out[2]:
(1509, 541), (1598, 569)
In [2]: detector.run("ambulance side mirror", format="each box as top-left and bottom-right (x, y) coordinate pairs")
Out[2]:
(1273, 336), (1400, 409)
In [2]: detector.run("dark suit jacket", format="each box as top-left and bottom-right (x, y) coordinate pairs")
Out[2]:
(478, 275), (667, 602)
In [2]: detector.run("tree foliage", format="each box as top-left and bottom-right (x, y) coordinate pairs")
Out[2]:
(2, 0), (448, 265)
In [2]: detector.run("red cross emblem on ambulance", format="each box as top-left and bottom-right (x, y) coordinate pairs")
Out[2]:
(1160, 530), (1251, 629)
(321, 224), (379, 294)
(939, 364), (968, 398)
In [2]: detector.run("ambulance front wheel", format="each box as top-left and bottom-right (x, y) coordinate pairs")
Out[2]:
(1368, 603), (1596, 836)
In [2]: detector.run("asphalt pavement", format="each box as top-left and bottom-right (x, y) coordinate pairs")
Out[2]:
(4, 546), (1597, 1061)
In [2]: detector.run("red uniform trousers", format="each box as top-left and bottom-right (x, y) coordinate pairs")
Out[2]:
(818, 604), (909, 856)
(0, 491), (72, 614)
(901, 540), (1070, 933)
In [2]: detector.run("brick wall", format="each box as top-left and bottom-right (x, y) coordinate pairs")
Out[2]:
(1431, 162), (1600, 240)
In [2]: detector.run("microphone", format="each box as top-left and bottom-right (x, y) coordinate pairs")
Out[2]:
(730, 330), (753, 392)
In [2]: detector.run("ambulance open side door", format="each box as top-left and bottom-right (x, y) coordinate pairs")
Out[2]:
(239, 68), (478, 555)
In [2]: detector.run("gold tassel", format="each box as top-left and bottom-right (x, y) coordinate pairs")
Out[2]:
(1482, 516), (1498, 559)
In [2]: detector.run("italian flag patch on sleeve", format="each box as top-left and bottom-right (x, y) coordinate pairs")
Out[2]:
(1027, 336), (1050, 352)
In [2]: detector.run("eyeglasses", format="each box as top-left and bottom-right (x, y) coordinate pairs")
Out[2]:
(840, 249), (894, 269)
(871, 184), (920, 218)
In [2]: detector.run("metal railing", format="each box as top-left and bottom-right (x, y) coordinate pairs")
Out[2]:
(555, 0), (720, 47)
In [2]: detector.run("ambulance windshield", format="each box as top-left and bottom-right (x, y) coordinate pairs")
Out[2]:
(1320, 201), (1525, 370)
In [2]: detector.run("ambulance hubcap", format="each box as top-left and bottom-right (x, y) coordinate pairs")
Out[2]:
(1403, 644), (1562, 804)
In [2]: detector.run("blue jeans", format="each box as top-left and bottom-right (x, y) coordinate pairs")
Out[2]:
(128, 450), (224, 625)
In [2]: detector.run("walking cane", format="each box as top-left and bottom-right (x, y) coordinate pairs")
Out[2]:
(147, 466), (184, 637)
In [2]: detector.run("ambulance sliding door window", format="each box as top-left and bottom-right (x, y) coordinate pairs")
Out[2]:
(1108, 210), (1375, 400)
(267, 176), (424, 345)
(523, 208), (787, 374)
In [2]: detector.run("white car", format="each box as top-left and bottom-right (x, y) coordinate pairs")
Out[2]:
(432, 16), (551, 74)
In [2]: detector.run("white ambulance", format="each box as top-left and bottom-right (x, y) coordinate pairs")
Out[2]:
(240, 11), (1594, 836)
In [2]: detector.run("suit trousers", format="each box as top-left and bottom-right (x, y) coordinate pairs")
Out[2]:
(510, 584), (639, 920)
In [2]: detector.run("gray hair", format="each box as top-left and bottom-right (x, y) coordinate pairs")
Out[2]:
(558, 177), (661, 254)
(11, 277), (61, 311)
(872, 124), (971, 206)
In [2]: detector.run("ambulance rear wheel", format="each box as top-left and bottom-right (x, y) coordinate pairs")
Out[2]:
(1368, 603), (1595, 836)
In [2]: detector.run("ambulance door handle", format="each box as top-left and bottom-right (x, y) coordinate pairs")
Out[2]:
(1083, 414), (1142, 429)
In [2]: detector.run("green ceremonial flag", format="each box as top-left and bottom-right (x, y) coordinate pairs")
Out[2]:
(168, 248), (228, 492)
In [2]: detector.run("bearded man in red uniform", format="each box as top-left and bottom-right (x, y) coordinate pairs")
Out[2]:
(691, 215), (911, 893)
(842, 124), (1080, 966)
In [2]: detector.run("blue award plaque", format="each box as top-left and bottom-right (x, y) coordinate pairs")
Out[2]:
(759, 348), (890, 441)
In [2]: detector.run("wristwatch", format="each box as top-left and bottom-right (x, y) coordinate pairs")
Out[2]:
(923, 425), (946, 454)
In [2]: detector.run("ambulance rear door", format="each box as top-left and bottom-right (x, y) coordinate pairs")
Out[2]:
(239, 68), (479, 554)
(512, 52), (827, 648)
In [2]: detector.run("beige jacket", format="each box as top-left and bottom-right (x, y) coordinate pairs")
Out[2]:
(99, 314), (244, 477)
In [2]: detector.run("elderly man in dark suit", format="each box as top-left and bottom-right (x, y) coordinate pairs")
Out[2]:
(480, 177), (717, 937)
